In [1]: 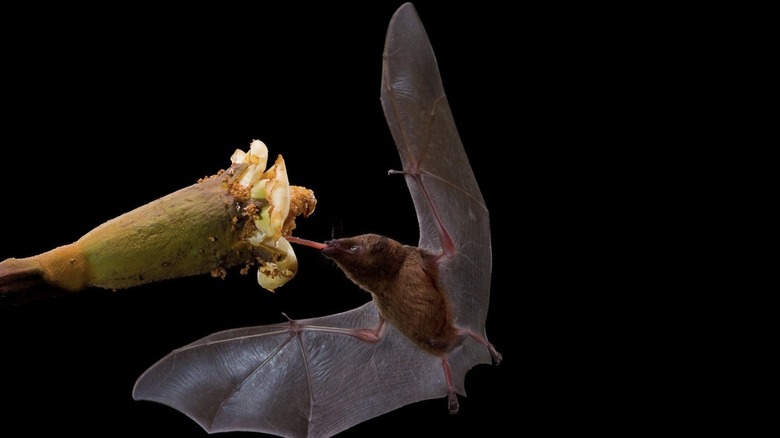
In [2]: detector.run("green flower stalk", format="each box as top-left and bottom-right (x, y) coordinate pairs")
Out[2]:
(0, 140), (316, 298)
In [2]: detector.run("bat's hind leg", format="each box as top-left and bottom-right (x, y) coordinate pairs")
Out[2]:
(440, 329), (501, 415)
(457, 327), (502, 364)
(440, 356), (460, 414)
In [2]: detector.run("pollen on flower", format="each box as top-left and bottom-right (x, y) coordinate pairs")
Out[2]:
(226, 140), (312, 290)
(284, 186), (317, 237)
(211, 267), (227, 280)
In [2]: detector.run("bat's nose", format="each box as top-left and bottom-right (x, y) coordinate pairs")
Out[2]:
(321, 240), (344, 257)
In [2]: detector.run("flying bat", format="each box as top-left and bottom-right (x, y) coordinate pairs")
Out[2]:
(133, 3), (500, 437)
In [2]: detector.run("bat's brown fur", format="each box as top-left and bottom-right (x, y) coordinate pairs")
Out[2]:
(322, 233), (458, 355)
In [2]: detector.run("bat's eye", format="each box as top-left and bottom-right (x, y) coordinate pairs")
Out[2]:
(349, 245), (360, 253)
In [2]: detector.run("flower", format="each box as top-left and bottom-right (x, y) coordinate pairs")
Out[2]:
(230, 140), (301, 291)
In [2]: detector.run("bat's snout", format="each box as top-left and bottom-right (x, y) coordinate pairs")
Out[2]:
(321, 240), (338, 256)
(322, 239), (354, 259)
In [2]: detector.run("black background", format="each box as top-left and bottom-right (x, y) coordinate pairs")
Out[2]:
(0, 2), (525, 437)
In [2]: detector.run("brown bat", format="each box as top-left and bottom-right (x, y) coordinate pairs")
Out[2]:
(133, 3), (501, 437)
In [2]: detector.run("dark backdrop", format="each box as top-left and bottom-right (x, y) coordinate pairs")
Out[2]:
(1, 2), (521, 436)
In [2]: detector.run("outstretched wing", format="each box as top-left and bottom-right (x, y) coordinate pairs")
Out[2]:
(133, 302), (447, 438)
(381, 5), (492, 340)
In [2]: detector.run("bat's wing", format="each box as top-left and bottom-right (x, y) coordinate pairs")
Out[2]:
(135, 5), (493, 437)
(134, 302), (447, 438)
(381, 4), (492, 363)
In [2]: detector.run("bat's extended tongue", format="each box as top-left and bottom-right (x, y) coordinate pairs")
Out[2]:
(286, 236), (327, 250)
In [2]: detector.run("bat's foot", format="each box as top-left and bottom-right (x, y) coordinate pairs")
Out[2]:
(448, 390), (459, 415)
(489, 344), (503, 365)
(441, 355), (459, 414)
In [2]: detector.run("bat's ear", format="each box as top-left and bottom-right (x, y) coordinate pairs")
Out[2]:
(367, 235), (402, 259)
(366, 234), (390, 250)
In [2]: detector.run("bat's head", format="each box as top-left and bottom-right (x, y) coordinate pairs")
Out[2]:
(322, 233), (387, 262)
(322, 234), (405, 291)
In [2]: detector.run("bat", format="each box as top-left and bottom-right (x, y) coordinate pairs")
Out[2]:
(132, 3), (500, 437)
